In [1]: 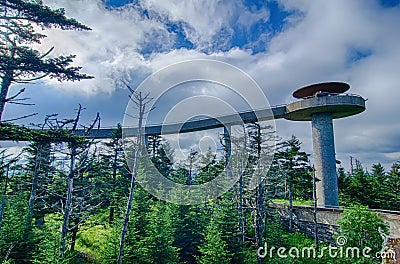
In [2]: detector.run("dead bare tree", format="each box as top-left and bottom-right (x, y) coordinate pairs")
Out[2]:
(312, 165), (319, 250)
(103, 124), (124, 225)
(60, 105), (100, 257)
(0, 150), (19, 229)
(228, 124), (248, 243)
(230, 122), (278, 264)
(117, 90), (152, 264)
(24, 116), (54, 237)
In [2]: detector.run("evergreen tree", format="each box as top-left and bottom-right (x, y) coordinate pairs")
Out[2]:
(197, 205), (231, 264)
(339, 162), (399, 211)
(0, 150), (19, 230)
(173, 204), (209, 264)
(195, 148), (224, 184)
(117, 91), (151, 264)
(0, 0), (93, 120)
(274, 135), (312, 200)
(18, 139), (56, 261)
(0, 190), (26, 262)
(32, 215), (69, 264)
(102, 124), (128, 224)
(346, 167), (375, 207)
(387, 162), (400, 210)
(146, 135), (174, 178)
(169, 166), (191, 184)
(245, 123), (268, 264)
(185, 149), (199, 184)
(119, 184), (152, 263)
(23, 140), (54, 234)
(144, 201), (179, 264)
(337, 166), (351, 204)
(370, 163), (387, 209)
(216, 192), (248, 263)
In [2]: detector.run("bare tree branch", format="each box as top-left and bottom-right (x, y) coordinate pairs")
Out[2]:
(2, 112), (38, 122)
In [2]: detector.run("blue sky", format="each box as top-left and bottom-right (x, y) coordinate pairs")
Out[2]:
(104, 0), (294, 54)
(2, 0), (400, 171)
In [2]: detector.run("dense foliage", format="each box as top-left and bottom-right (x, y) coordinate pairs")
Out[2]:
(338, 163), (400, 210)
(0, 122), (396, 263)
(0, 3), (397, 263)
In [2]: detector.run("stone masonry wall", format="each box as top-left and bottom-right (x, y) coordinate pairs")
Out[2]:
(270, 204), (400, 244)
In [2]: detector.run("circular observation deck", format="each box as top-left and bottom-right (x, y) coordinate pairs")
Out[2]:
(285, 82), (366, 121)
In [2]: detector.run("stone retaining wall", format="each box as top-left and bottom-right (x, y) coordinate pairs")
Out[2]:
(270, 204), (400, 243)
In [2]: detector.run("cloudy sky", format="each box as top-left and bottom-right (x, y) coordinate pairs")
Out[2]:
(2, 0), (400, 171)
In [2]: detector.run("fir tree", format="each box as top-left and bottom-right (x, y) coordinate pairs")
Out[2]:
(387, 162), (400, 210)
(197, 205), (231, 264)
(0, 0), (93, 120)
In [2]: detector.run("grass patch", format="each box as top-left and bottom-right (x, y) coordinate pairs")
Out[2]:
(271, 198), (314, 206)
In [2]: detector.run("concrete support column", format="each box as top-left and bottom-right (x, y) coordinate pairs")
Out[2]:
(311, 112), (339, 207)
(223, 126), (231, 165)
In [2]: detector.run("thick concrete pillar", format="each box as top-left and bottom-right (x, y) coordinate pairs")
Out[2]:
(311, 112), (339, 207)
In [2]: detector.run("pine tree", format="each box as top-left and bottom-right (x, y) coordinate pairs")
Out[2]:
(347, 167), (375, 206)
(216, 192), (247, 263)
(185, 149), (199, 184)
(387, 162), (400, 210)
(173, 204), (209, 264)
(144, 201), (179, 264)
(102, 124), (127, 224)
(23, 140), (54, 234)
(0, 188), (26, 262)
(146, 135), (174, 178)
(197, 205), (231, 264)
(275, 135), (312, 201)
(195, 148), (224, 184)
(370, 163), (387, 209)
(0, 150), (19, 230)
(0, 0), (93, 120)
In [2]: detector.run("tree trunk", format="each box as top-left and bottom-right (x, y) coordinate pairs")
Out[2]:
(70, 218), (79, 251)
(238, 174), (244, 242)
(313, 165), (319, 251)
(60, 144), (76, 257)
(117, 170), (136, 264)
(60, 105), (82, 257)
(0, 164), (10, 229)
(250, 123), (264, 264)
(255, 181), (264, 264)
(25, 143), (43, 236)
(0, 70), (13, 121)
(289, 174), (293, 233)
(109, 207), (115, 225)
(109, 149), (118, 224)
(117, 92), (147, 264)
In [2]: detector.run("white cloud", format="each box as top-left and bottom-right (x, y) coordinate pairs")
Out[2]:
(10, 0), (400, 170)
(39, 0), (173, 94)
(198, 0), (400, 170)
(36, 0), (274, 94)
(139, 0), (270, 49)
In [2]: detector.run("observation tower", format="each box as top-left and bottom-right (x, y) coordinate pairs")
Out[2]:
(285, 82), (366, 207)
